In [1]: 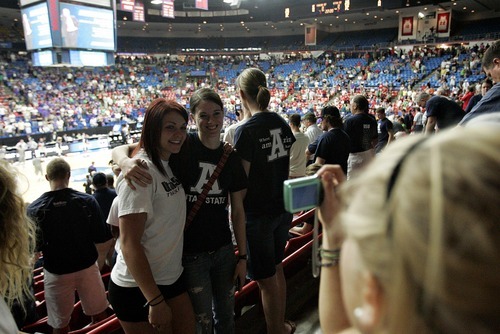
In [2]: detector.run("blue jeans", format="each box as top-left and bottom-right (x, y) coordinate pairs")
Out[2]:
(183, 243), (236, 334)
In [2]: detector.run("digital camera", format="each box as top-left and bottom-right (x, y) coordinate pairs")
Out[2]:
(283, 175), (323, 213)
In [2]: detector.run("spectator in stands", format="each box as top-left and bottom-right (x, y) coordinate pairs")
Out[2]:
(289, 114), (310, 179)
(402, 109), (413, 131)
(317, 125), (500, 334)
(114, 89), (248, 333)
(302, 112), (323, 165)
(0, 161), (37, 332)
(234, 68), (297, 334)
(305, 106), (340, 165)
(223, 104), (249, 145)
(343, 95), (377, 179)
(465, 79), (493, 114)
(460, 85), (476, 111)
(375, 107), (394, 154)
(460, 40), (500, 125)
(314, 108), (351, 174)
(411, 107), (424, 133)
(106, 173), (115, 189)
(92, 172), (116, 271)
(28, 158), (109, 334)
(176, 88), (247, 334)
(416, 92), (465, 133)
(108, 99), (195, 334)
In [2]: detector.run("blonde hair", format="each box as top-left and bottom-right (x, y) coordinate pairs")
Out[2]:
(236, 68), (270, 111)
(340, 126), (500, 333)
(0, 161), (37, 308)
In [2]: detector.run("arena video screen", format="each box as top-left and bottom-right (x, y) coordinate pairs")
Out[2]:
(59, 3), (115, 51)
(69, 50), (114, 66)
(32, 50), (54, 66)
(21, 2), (53, 50)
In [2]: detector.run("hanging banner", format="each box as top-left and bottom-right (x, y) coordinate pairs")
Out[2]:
(399, 15), (416, 40)
(195, 0), (208, 10)
(436, 11), (451, 37)
(305, 25), (317, 46)
(133, 0), (145, 21)
(120, 0), (134, 12)
(162, 0), (175, 18)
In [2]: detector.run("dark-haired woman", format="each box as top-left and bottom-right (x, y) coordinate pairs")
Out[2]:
(113, 89), (248, 334)
(109, 98), (195, 334)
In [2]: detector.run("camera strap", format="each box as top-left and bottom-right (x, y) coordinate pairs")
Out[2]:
(185, 142), (232, 230)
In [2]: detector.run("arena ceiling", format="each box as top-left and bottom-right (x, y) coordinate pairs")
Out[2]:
(1, 0), (499, 38)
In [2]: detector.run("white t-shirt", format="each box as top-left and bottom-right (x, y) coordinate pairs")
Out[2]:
(289, 131), (310, 177)
(107, 197), (120, 253)
(223, 119), (249, 145)
(305, 124), (323, 143)
(305, 124), (324, 161)
(0, 297), (18, 334)
(111, 151), (186, 287)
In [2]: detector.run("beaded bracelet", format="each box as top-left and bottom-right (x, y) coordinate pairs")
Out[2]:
(319, 247), (341, 267)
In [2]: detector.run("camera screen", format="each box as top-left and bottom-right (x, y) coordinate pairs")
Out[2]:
(292, 183), (318, 211)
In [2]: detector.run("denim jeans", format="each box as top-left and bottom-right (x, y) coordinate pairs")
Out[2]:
(183, 243), (236, 334)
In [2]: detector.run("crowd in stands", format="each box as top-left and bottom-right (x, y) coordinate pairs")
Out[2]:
(0, 25), (499, 334)
(0, 42), (491, 148)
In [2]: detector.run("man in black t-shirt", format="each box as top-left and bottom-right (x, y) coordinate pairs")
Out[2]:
(375, 107), (394, 153)
(416, 92), (465, 133)
(344, 95), (378, 179)
(28, 158), (109, 332)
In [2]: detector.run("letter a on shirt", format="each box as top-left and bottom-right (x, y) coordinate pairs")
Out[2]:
(268, 128), (287, 161)
(190, 162), (222, 195)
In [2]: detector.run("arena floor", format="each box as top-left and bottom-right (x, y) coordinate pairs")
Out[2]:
(16, 148), (115, 204)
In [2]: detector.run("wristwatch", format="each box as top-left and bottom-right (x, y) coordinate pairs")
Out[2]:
(238, 254), (248, 261)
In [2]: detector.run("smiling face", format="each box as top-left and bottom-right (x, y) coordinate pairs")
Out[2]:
(193, 100), (224, 138)
(159, 112), (187, 160)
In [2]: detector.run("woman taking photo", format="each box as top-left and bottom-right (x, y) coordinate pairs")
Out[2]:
(316, 125), (500, 334)
(109, 98), (195, 334)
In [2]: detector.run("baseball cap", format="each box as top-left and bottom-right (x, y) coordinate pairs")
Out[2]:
(321, 106), (341, 119)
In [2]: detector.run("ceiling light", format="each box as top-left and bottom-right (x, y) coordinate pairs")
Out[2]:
(151, 0), (162, 4)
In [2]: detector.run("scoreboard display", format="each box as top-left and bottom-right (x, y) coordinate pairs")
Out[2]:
(286, 1), (345, 19)
(311, 1), (343, 15)
(285, 0), (384, 19)
(20, 0), (116, 67)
